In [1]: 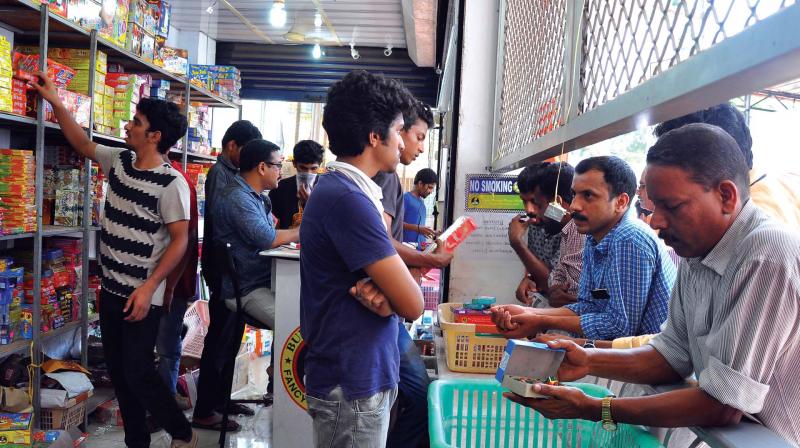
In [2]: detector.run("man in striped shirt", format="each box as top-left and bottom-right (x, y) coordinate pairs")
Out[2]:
(31, 74), (197, 448)
(509, 124), (800, 445)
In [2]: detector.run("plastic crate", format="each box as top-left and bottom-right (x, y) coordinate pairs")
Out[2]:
(181, 299), (210, 358)
(438, 303), (507, 373)
(429, 378), (663, 448)
(40, 401), (86, 430)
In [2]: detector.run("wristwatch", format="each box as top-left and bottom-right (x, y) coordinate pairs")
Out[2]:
(601, 396), (617, 432)
(583, 339), (596, 349)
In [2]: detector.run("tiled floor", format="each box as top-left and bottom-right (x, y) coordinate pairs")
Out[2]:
(81, 403), (272, 448)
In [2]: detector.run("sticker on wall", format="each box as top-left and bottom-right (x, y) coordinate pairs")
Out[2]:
(465, 174), (524, 212)
(280, 326), (307, 410)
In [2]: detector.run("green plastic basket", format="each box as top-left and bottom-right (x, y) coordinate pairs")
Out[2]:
(429, 378), (663, 448)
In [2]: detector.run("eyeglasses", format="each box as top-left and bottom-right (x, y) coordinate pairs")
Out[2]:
(265, 162), (283, 170)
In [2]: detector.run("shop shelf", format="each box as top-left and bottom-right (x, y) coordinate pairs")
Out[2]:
(0, 111), (37, 127)
(0, 338), (32, 358)
(41, 225), (84, 237)
(0, 232), (34, 241)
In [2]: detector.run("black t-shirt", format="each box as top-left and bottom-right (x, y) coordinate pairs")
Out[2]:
(269, 175), (299, 230)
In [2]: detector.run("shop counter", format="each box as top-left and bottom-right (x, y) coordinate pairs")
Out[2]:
(260, 247), (312, 448)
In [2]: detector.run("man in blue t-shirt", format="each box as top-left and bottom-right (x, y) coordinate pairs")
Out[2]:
(300, 70), (424, 448)
(403, 168), (438, 247)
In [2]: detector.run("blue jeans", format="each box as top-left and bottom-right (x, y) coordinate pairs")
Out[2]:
(307, 386), (398, 448)
(387, 322), (431, 448)
(156, 299), (188, 394)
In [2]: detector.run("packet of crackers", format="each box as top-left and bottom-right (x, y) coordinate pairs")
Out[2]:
(496, 340), (565, 398)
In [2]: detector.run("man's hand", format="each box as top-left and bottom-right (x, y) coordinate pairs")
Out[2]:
(547, 284), (577, 308)
(515, 276), (537, 305)
(544, 339), (591, 381)
(349, 278), (394, 317)
(535, 333), (587, 347)
(429, 244), (454, 268)
(418, 225), (437, 239)
(502, 384), (600, 421)
(500, 313), (549, 339)
(507, 215), (530, 248)
(490, 304), (529, 330)
(297, 184), (311, 206)
(124, 282), (156, 322)
(28, 72), (62, 107)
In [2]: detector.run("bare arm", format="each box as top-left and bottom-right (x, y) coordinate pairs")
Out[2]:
(124, 220), (189, 321)
(511, 240), (551, 290)
(508, 382), (742, 428)
(384, 212), (452, 268)
(28, 72), (97, 161)
(585, 344), (684, 385)
(270, 228), (300, 248)
(363, 255), (423, 321)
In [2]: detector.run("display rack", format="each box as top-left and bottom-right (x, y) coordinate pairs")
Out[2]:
(0, 0), (239, 427)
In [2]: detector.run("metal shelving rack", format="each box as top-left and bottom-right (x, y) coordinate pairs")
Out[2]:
(0, 0), (240, 426)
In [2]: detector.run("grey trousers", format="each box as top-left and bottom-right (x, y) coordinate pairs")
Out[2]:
(224, 287), (275, 329)
(307, 385), (398, 448)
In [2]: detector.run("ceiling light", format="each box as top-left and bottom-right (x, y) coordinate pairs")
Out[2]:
(312, 44), (322, 59)
(314, 12), (322, 28)
(206, 0), (216, 14)
(350, 43), (360, 60)
(270, 0), (287, 27)
(384, 44), (393, 57)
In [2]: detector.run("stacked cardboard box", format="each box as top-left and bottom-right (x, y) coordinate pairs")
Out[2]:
(0, 36), (12, 114)
(0, 150), (36, 235)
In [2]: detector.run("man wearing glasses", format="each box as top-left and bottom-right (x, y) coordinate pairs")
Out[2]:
(212, 139), (300, 330)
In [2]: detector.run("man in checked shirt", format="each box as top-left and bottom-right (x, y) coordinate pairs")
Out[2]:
(493, 156), (676, 342)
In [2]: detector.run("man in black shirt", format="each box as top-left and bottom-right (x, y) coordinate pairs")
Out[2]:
(269, 140), (325, 229)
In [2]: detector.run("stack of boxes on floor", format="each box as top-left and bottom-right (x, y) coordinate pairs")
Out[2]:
(0, 237), (83, 345)
(0, 149), (36, 236)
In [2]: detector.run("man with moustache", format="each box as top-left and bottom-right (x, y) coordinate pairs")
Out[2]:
(492, 156), (676, 341)
(509, 162), (584, 308)
(504, 124), (800, 446)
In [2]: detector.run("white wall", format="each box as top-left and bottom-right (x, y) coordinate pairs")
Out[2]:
(176, 30), (216, 65)
(447, 0), (524, 304)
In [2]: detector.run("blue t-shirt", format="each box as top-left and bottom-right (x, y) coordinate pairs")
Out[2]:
(402, 192), (426, 245)
(300, 171), (399, 400)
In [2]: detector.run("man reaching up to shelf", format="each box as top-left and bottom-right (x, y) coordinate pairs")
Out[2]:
(30, 73), (198, 448)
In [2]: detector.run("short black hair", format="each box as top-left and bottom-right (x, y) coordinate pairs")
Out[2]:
(654, 103), (753, 168)
(414, 168), (438, 185)
(221, 120), (262, 148)
(136, 98), (188, 154)
(403, 100), (434, 130)
(516, 164), (540, 195)
(574, 156), (637, 200)
(532, 162), (575, 203)
(322, 70), (414, 157)
(239, 139), (281, 173)
(293, 140), (324, 165)
(648, 123), (750, 199)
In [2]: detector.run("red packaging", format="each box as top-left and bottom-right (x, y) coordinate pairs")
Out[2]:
(439, 216), (478, 253)
(452, 308), (494, 324)
(12, 53), (75, 88)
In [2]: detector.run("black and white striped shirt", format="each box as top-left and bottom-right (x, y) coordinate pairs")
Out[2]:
(650, 201), (800, 445)
(95, 145), (190, 306)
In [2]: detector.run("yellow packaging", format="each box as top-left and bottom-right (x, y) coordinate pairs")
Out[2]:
(104, 84), (114, 97)
(48, 49), (108, 73)
(0, 77), (10, 90)
(68, 70), (106, 94)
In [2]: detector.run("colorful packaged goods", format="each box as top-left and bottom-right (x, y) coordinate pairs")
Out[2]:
(0, 149), (36, 235)
(10, 79), (26, 116)
(67, 0), (103, 32)
(40, 0), (67, 17)
(28, 88), (91, 128)
(0, 37), (12, 114)
(0, 413), (33, 445)
(495, 340), (565, 398)
(129, 0), (161, 36)
(99, 0), (130, 47)
(159, 46), (187, 75)
(425, 215), (478, 254)
(157, 0), (171, 37)
(126, 23), (156, 62)
(12, 52), (76, 88)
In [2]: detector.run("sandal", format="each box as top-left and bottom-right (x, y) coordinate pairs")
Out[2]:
(220, 402), (255, 416)
(191, 415), (241, 432)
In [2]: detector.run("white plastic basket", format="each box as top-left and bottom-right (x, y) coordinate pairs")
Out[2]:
(181, 299), (210, 358)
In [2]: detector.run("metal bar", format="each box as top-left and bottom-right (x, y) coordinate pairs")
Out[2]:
(560, 0), (586, 126)
(32, 4), (49, 428)
(81, 30), (97, 373)
(490, 0), (508, 164)
(492, 3), (800, 171)
(182, 82), (190, 170)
